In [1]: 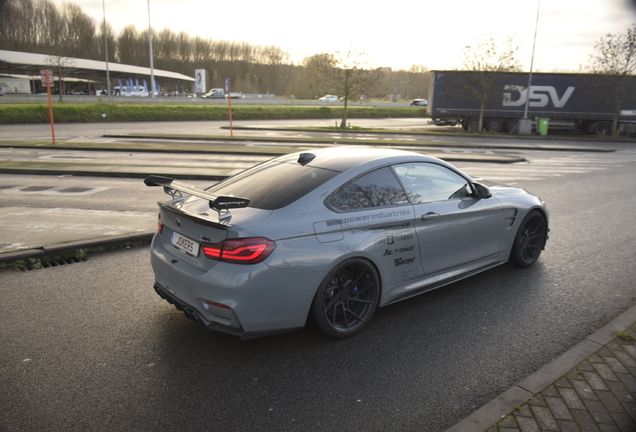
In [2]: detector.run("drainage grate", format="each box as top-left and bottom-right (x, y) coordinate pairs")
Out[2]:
(24, 256), (87, 271)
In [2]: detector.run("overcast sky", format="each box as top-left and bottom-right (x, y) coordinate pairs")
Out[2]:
(57, 0), (636, 72)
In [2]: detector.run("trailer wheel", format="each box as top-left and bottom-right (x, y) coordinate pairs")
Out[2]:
(591, 121), (612, 135)
(466, 117), (480, 132)
(504, 119), (518, 133)
(487, 118), (504, 132)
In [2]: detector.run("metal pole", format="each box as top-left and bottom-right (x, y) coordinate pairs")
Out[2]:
(102, 0), (111, 103)
(147, 0), (155, 98)
(523, 0), (541, 119)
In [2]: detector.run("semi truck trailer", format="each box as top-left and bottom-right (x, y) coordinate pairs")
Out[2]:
(427, 70), (636, 135)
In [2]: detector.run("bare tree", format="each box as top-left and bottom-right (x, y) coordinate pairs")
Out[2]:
(97, 21), (117, 63)
(36, 0), (66, 55)
(287, 53), (334, 99)
(0, 0), (37, 52)
(61, 3), (98, 59)
(327, 47), (383, 129)
(588, 24), (636, 136)
(116, 25), (145, 65)
(457, 35), (521, 132)
(46, 54), (74, 102)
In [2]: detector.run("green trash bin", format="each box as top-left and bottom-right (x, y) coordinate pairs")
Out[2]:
(538, 118), (550, 135)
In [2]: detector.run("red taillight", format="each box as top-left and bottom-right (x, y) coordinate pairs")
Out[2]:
(201, 237), (275, 264)
(157, 213), (164, 233)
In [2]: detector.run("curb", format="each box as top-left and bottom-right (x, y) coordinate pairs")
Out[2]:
(103, 133), (616, 153)
(0, 167), (232, 180)
(0, 232), (155, 264)
(444, 304), (636, 432)
(223, 125), (633, 146)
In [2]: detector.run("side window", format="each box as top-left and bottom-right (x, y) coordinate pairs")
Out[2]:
(328, 167), (409, 211)
(392, 163), (471, 204)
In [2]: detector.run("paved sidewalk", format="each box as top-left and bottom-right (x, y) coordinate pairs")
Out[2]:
(446, 305), (636, 432)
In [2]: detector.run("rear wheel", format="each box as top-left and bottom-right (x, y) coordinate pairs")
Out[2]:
(487, 118), (504, 132)
(311, 258), (380, 338)
(466, 117), (480, 132)
(510, 210), (548, 267)
(504, 118), (519, 133)
(592, 121), (612, 135)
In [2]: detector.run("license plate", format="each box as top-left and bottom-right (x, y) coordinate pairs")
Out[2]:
(170, 231), (200, 257)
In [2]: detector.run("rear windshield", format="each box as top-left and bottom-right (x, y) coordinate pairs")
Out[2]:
(206, 161), (340, 210)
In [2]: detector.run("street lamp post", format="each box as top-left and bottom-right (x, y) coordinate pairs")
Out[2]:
(102, 0), (111, 103)
(518, 0), (541, 135)
(147, 0), (155, 98)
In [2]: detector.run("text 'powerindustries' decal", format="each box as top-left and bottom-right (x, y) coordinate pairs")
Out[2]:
(339, 209), (411, 226)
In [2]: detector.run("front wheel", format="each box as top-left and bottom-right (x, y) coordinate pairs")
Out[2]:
(509, 210), (548, 267)
(311, 258), (380, 338)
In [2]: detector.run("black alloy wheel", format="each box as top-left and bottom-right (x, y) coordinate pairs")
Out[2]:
(312, 258), (380, 338)
(510, 210), (548, 267)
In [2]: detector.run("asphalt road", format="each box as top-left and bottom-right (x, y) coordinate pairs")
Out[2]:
(0, 123), (635, 432)
(0, 118), (620, 150)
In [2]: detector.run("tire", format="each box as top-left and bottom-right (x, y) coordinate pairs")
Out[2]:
(466, 117), (480, 132)
(592, 121), (612, 135)
(504, 118), (519, 133)
(487, 118), (504, 132)
(311, 258), (380, 338)
(509, 210), (548, 267)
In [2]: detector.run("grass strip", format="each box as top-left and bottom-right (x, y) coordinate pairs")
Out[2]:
(0, 103), (426, 124)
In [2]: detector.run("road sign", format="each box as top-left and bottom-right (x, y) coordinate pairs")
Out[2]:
(40, 69), (54, 87)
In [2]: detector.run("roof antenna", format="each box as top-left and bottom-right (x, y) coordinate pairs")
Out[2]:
(297, 153), (316, 166)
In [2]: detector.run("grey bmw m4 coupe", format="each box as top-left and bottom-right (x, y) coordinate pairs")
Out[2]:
(145, 147), (548, 339)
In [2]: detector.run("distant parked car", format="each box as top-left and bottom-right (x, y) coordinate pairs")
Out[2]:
(0, 86), (5, 96)
(69, 90), (85, 95)
(202, 88), (225, 98)
(410, 99), (427, 107)
(319, 95), (338, 102)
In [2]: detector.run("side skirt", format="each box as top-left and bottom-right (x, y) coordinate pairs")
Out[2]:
(381, 259), (507, 307)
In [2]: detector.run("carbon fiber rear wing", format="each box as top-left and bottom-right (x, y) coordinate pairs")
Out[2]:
(144, 175), (250, 211)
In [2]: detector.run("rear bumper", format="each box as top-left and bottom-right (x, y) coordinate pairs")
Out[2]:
(149, 233), (324, 338)
(153, 282), (302, 339)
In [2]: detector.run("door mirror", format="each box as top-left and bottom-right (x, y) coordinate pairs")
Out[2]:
(472, 182), (492, 199)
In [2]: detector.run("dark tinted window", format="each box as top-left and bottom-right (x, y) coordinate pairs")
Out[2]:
(392, 163), (471, 204)
(207, 161), (339, 210)
(328, 167), (409, 211)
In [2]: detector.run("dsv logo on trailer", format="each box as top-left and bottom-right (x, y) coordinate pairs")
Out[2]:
(502, 85), (575, 108)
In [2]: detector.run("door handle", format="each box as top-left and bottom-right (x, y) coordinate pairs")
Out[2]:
(422, 212), (439, 221)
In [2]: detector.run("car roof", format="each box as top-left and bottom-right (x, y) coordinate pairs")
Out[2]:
(275, 147), (434, 173)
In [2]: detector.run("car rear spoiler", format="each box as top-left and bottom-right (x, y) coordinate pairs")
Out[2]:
(144, 175), (250, 211)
